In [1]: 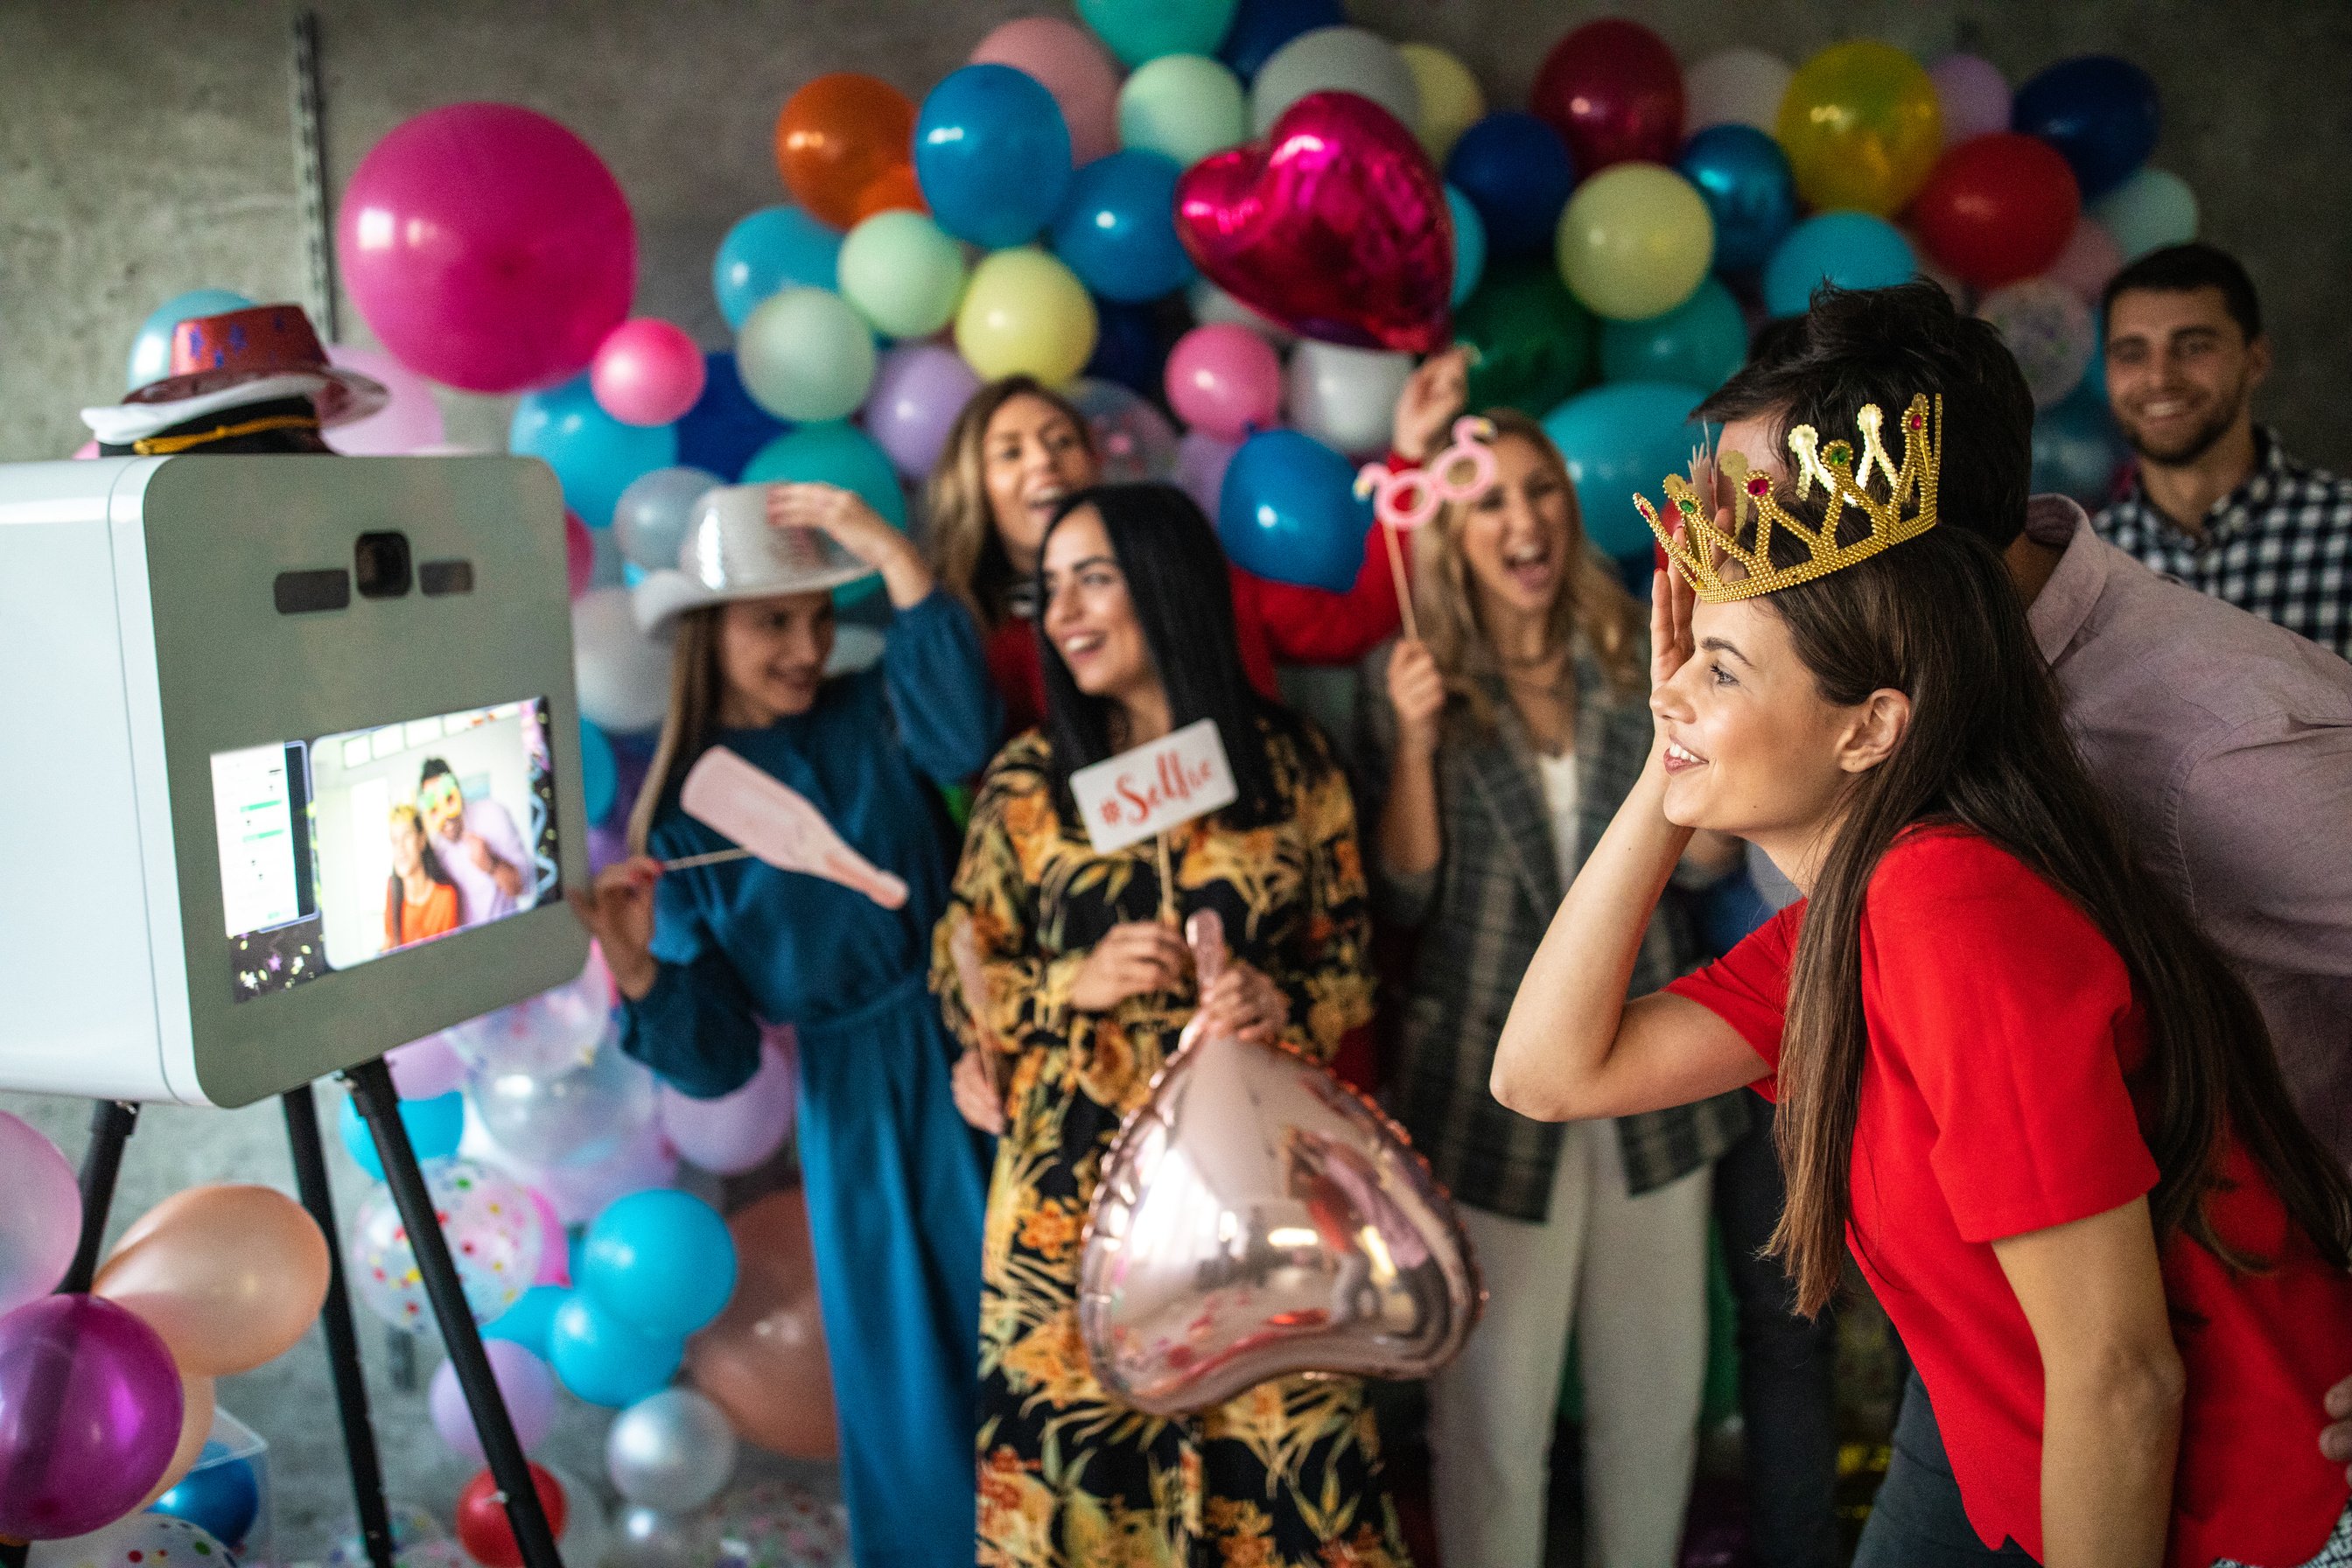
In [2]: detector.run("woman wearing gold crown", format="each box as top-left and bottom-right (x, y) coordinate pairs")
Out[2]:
(1488, 396), (2352, 1568)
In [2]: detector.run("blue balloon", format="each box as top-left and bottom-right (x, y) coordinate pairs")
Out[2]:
(580, 718), (618, 824)
(1446, 186), (1487, 309)
(548, 1291), (682, 1408)
(2031, 383), (2126, 507)
(1698, 871), (1778, 957)
(676, 352), (787, 482)
(483, 1284), (569, 1361)
(1446, 112), (1576, 259)
(1217, 430), (1372, 592)
(742, 422), (906, 607)
(149, 1443), (261, 1548)
(127, 289), (254, 390)
(713, 206), (842, 331)
(510, 376), (679, 530)
(1220, 0), (1343, 78)
(578, 1188), (738, 1339)
(1600, 278), (1749, 391)
(1677, 125), (1797, 274)
(1761, 213), (1917, 318)
(1086, 298), (1172, 397)
(1052, 150), (1196, 304)
(1542, 381), (1709, 558)
(336, 1088), (465, 1181)
(915, 65), (1074, 248)
(2012, 55), (2160, 200)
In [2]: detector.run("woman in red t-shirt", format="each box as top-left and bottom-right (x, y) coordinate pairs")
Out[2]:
(1489, 397), (2352, 1568)
(383, 803), (460, 950)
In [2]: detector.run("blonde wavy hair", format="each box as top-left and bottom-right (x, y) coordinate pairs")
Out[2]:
(1410, 409), (1645, 728)
(922, 375), (1096, 628)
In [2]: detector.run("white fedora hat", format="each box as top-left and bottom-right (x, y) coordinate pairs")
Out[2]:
(633, 484), (878, 635)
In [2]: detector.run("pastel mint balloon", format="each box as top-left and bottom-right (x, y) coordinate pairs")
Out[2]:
(837, 210), (968, 340)
(1118, 53), (1247, 165)
(735, 287), (875, 423)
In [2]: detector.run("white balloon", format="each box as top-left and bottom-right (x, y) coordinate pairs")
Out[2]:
(607, 1388), (740, 1512)
(547, 1464), (611, 1568)
(613, 466), (722, 574)
(1250, 26), (1420, 136)
(573, 587), (673, 734)
(1186, 280), (1295, 350)
(1683, 46), (1792, 136)
(608, 1507), (713, 1568)
(1285, 342), (1414, 458)
(32, 1510), (236, 1568)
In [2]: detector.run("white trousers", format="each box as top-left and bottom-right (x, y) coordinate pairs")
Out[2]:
(1428, 1118), (1712, 1568)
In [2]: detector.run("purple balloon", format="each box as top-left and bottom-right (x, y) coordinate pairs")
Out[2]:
(387, 1033), (468, 1102)
(1174, 430), (1240, 520)
(428, 1339), (558, 1464)
(864, 344), (982, 480)
(0, 1112), (80, 1317)
(1931, 54), (2011, 147)
(658, 1032), (797, 1174)
(518, 1124), (680, 1227)
(0, 1296), (185, 1540)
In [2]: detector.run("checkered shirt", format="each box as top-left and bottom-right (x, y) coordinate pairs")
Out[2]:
(2094, 430), (2352, 661)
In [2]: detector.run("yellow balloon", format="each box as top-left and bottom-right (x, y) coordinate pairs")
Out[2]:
(956, 248), (1099, 385)
(1398, 43), (1483, 164)
(1556, 163), (1715, 322)
(1777, 40), (1942, 216)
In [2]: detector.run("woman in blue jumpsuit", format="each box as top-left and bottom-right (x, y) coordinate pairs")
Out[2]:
(572, 481), (995, 1568)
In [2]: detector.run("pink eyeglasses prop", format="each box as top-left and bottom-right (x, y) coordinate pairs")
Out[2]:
(1354, 416), (1500, 530)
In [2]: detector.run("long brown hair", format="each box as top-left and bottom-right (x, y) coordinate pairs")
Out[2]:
(1762, 523), (2352, 1314)
(626, 608), (727, 856)
(1412, 410), (1643, 727)
(924, 375), (1096, 629)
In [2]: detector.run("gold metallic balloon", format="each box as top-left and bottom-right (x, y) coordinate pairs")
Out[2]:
(1776, 41), (1942, 217)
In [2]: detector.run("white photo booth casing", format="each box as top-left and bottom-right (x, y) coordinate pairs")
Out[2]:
(0, 454), (591, 1107)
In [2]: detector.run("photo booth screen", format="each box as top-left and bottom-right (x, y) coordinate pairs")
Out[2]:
(210, 697), (561, 1001)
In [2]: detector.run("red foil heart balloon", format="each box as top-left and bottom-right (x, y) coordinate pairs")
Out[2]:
(1176, 91), (1453, 354)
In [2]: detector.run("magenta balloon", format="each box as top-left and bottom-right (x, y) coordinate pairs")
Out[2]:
(1174, 430), (1240, 517)
(659, 1033), (797, 1175)
(0, 1112), (80, 1317)
(1166, 324), (1282, 441)
(429, 1339), (559, 1464)
(1930, 54), (2011, 146)
(387, 1033), (469, 1102)
(340, 102), (635, 395)
(0, 1296), (185, 1540)
(325, 344), (448, 456)
(592, 318), (707, 427)
(530, 1185), (570, 1286)
(865, 344), (984, 480)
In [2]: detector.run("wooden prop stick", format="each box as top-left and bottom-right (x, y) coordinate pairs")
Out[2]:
(1157, 830), (1178, 927)
(661, 846), (753, 872)
(1381, 522), (1419, 644)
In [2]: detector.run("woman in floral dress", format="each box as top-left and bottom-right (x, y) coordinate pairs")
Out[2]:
(933, 483), (1412, 1568)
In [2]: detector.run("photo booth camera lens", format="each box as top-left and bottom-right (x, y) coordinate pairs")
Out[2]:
(354, 531), (413, 598)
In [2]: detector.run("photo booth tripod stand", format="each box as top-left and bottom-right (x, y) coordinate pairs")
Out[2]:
(0, 1060), (564, 1568)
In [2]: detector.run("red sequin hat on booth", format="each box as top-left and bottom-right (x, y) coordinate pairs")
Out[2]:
(81, 303), (388, 448)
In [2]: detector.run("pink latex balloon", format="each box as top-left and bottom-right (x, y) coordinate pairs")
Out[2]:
(0, 1296), (184, 1540)
(340, 102), (635, 395)
(530, 1186), (570, 1285)
(971, 18), (1121, 164)
(659, 1031), (797, 1174)
(429, 1339), (559, 1464)
(2046, 216), (2124, 303)
(326, 344), (448, 455)
(1166, 324), (1282, 441)
(72, 439), (99, 458)
(1174, 430), (1240, 516)
(388, 1032), (469, 1101)
(565, 510), (594, 600)
(591, 318), (706, 427)
(1176, 91), (1452, 354)
(1930, 54), (2011, 147)
(0, 1111), (80, 1316)
(522, 1124), (679, 1227)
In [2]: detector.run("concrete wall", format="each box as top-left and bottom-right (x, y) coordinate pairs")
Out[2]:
(4, 1), (2348, 1556)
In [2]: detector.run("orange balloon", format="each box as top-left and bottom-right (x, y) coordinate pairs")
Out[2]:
(94, 1184), (330, 1376)
(139, 1374), (218, 1508)
(850, 163), (929, 224)
(776, 74), (917, 230)
(684, 1190), (838, 1460)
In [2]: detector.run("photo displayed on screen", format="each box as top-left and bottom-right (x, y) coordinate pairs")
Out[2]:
(210, 697), (561, 1001)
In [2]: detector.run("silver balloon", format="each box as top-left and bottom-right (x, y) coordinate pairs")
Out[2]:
(613, 466), (722, 575)
(444, 962), (615, 1077)
(1078, 1025), (1483, 1415)
(606, 1387), (738, 1513)
(469, 1027), (656, 1169)
(608, 1508), (712, 1568)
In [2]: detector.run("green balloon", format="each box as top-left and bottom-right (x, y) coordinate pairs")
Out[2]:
(1456, 259), (1596, 416)
(737, 287), (875, 423)
(1078, 0), (1239, 67)
(1599, 278), (1750, 392)
(839, 211), (968, 340)
(1119, 54), (1248, 166)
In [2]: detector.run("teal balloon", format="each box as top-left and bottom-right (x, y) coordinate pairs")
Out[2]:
(1761, 213), (1916, 318)
(713, 206), (840, 331)
(484, 1285), (568, 1361)
(1677, 125), (1796, 273)
(742, 421), (906, 606)
(511, 376), (680, 529)
(1447, 186), (1486, 309)
(2032, 383), (2125, 506)
(580, 718), (618, 823)
(2089, 167), (2196, 261)
(1600, 279), (1748, 391)
(1052, 150), (1196, 303)
(336, 1089), (465, 1181)
(127, 289), (253, 390)
(148, 1443), (260, 1547)
(1217, 430), (1372, 592)
(548, 1292), (682, 1408)
(578, 1188), (738, 1339)
(1542, 381), (1709, 558)
(1081, 0), (1239, 67)
(915, 66), (1073, 248)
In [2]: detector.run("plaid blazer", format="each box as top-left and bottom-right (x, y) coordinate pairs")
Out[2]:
(1354, 637), (1749, 1220)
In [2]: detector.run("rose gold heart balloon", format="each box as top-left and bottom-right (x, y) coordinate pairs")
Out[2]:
(1078, 922), (1481, 1415)
(1175, 90), (1454, 354)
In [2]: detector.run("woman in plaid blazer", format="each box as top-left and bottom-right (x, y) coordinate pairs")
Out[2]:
(1354, 354), (1749, 1568)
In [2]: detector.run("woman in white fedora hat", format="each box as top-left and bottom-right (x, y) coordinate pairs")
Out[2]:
(572, 481), (998, 1568)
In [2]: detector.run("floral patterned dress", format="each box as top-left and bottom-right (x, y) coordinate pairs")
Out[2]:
(932, 719), (1411, 1568)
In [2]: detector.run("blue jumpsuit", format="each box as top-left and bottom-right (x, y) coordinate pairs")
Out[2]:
(620, 591), (996, 1568)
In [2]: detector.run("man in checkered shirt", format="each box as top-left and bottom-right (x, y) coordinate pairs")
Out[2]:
(2096, 242), (2352, 661)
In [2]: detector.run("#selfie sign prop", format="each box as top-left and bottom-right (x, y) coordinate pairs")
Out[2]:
(1071, 719), (1238, 855)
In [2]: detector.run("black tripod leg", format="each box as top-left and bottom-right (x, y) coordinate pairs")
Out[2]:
(62, 1099), (140, 1292)
(283, 1084), (397, 1568)
(344, 1059), (564, 1568)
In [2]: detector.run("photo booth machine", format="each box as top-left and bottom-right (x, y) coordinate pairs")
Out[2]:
(0, 453), (592, 1568)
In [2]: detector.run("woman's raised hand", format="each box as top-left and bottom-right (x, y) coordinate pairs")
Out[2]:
(766, 482), (934, 606)
(568, 857), (662, 1001)
(1391, 346), (1473, 463)
(1386, 637), (1446, 759)
(1069, 921), (1194, 1012)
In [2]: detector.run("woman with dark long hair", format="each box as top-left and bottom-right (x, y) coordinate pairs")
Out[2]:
(1490, 399), (2352, 1568)
(933, 483), (1412, 1564)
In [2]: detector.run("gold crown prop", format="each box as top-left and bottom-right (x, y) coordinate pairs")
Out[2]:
(1634, 394), (1942, 603)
